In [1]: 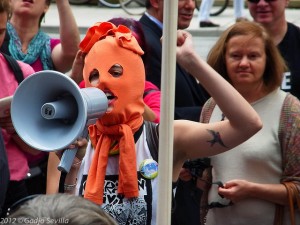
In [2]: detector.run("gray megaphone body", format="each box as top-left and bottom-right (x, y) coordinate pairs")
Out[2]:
(11, 70), (108, 173)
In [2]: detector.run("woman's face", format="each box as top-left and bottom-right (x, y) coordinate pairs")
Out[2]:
(225, 34), (266, 89)
(11, 0), (49, 18)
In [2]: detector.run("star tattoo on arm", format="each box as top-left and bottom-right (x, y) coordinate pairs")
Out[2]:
(206, 129), (228, 148)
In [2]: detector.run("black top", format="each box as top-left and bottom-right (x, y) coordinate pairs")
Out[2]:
(139, 14), (210, 121)
(278, 22), (300, 100)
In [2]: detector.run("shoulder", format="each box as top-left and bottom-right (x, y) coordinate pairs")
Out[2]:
(286, 22), (300, 40)
(279, 93), (300, 144)
(283, 93), (300, 112)
(139, 14), (162, 38)
(50, 38), (61, 50)
(0, 53), (6, 61)
(287, 22), (300, 33)
(139, 14), (151, 27)
(145, 81), (159, 91)
(0, 54), (10, 71)
(0, 54), (34, 77)
(279, 92), (300, 130)
(17, 60), (35, 78)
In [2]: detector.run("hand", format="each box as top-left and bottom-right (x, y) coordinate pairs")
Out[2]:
(0, 115), (16, 134)
(0, 114), (40, 155)
(176, 30), (188, 47)
(176, 30), (195, 69)
(70, 50), (87, 84)
(218, 179), (253, 203)
(55, 137), (88, 168)
(73, 137), (88, 160)
(179, 168), (193, 181)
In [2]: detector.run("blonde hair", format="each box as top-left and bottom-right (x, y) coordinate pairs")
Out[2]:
(207, 21), (287, 93)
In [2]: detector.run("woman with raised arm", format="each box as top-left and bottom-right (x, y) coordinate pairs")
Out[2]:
(1, 0), (80, 198)
(58, 22), (262, 225)
(0, 0), (80, 72)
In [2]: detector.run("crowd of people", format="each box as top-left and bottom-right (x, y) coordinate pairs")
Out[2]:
(1, 0), (300, 224)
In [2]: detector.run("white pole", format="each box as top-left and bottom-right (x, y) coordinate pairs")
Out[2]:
(156, 0), (178, 224)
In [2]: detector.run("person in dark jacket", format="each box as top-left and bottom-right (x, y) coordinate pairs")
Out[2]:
(140, 0), (210, 122)
(139, 1), (210, 224)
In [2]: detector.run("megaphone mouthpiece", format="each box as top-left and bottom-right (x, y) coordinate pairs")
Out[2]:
(41, 95), (78, 121)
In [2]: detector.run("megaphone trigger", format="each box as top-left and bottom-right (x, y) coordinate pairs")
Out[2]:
(58, 126), (89, 173)
(55, 136), (87, 173)
(58, 148), (78, 173)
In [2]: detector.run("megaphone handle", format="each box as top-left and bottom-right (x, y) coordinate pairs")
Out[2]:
(57, 148), (77, 173)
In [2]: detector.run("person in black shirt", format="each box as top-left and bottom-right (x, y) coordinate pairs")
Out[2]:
(248, 0), (300, 99)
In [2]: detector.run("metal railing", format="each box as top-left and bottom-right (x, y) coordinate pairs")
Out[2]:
(68, 0), (229, 16)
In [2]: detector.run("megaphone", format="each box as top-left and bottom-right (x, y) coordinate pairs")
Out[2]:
(11, 70), (108, 173)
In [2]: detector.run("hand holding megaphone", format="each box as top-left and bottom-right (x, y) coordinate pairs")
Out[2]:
(0, 113), (15, 135)
(55, 137), (87, 170)
(11, 70), (108, 173)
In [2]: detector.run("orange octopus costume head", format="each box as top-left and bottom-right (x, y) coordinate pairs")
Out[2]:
(79, 22), (145, 205)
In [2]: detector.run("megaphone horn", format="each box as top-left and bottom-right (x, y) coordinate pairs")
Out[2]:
(11, 70), (108, 173)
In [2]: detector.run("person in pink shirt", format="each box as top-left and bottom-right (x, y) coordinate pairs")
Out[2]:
(144, 81), (160, 123)
(0, 0), (37, 217)
(0, 0), (80, 199)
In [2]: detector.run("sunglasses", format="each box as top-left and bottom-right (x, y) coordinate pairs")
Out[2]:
(248, 0), (276, 3)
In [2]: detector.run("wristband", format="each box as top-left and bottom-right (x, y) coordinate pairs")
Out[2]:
(72, 160), (82, 166)
(64, 179), (77, 191)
